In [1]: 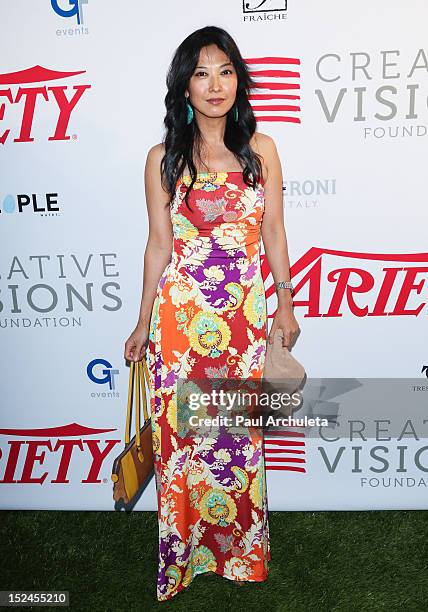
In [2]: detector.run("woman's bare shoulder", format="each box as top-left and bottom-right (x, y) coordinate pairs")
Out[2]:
(146, 142), (166, 164)
(145, 143), (170, 197)
(145, 143), (166, 178)
(250, 132), (278, 181)
(250, 131), (277, 156)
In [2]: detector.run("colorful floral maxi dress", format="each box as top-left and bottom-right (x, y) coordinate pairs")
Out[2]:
(146, 170), (271, 601)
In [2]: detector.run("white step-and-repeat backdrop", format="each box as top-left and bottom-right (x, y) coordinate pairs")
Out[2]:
(1, 1), (427, 510)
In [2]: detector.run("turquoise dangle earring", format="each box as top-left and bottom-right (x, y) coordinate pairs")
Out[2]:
(185, 96), (194, 124)
(233, 104), (238, 122)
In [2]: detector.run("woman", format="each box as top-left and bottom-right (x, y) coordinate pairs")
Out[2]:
(124, 25), (299, 602)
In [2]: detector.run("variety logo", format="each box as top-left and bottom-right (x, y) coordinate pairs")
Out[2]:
(0, 193), (60, 216)
(51, 0), (88, 25)
(0, 423), (120, 485)
(0, 65), (91, 145)
(245, 56), (301, 124)
(87, 358), (120, 395)
(262, 247), (428, 318)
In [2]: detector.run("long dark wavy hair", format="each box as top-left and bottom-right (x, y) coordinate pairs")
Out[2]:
(161, 25), (263, 211)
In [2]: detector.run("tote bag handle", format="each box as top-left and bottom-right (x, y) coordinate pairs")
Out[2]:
(125, 359), (151, 457)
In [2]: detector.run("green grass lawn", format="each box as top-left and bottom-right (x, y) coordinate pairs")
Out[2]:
(2, 510), (428, 611)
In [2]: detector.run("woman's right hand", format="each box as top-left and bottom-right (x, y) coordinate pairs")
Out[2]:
(124, 322), (150, 362)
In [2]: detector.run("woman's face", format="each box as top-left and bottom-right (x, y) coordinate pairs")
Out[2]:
(185, 44), (238, 120)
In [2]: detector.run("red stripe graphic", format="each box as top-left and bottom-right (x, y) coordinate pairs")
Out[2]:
(249, 82), (300, 91)
(245, 57), (301, 65)
(263, 429), (307, 473)
(251, 105), (300, 112)
(249, 93), (300, 100)
(0, 65), (86, 85)
(0, 422), (116, 436)
(249, 70), (300, 78)
(245, 56), (302, 124)
(253, 116), (301, 123)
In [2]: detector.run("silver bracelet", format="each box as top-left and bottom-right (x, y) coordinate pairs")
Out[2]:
(275, 281), (294, 294)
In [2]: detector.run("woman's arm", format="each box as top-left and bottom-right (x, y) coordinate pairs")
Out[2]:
(124, 143), (173, 361)
(258, 133), (300, 347)
(137, 143), (173, 325)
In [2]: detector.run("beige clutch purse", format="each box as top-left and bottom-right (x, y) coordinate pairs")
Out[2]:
(262, 329), (306, 415)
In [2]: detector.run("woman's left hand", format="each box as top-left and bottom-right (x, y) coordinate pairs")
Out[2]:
(268, 303), (300, 347)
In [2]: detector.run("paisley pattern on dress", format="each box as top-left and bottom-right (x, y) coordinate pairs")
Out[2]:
(146, 171), (271, 602)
